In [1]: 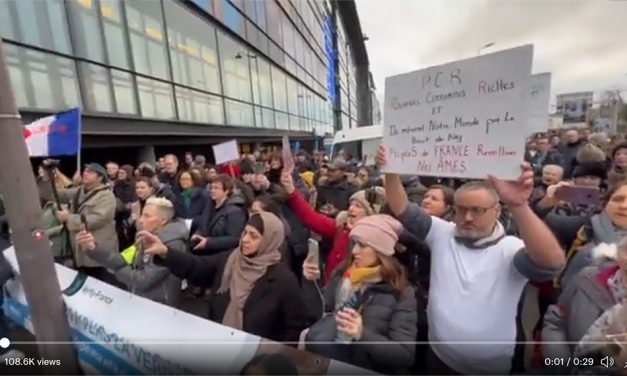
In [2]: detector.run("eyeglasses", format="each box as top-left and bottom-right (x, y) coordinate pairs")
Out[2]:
(453, 204), (496, 217)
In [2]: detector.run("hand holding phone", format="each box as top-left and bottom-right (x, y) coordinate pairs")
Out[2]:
(555, 185), (600, 206)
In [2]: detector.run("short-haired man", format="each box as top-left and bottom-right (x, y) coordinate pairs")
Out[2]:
(378, 145), (564, 375)
(159, 154), (179, 190)
(76, 197), (188, 307)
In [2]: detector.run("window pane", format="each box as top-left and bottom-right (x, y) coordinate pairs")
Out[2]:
(286, 78), (298, 115)
(101, 0), (130, 69)
(175, 86), (224, 124)
(126, 0), (170, 80)
(165, 1), (221, 94)
(78, 63), (113, 112)
(256, 58), (273, 108)
(137, 76), (175, 119)
(225, 99), (253, 127)
(253, 106), (262, 127)
(289, 114), (299, 131)
(5, 45), (80, 110)
(191, 0), (213, 15)
(67, 0), (105, 62)
(218, 32), (251, 102)
(255, 0), (267, 31)
(265, 1), (281, 44)
(275, 111), (289, 130)
(0, 0), (72, 54)
(111, 70), (137, 114)
(271, 66), (287, 111)
(261, 108), (275, 129)
(221, 0), (243, 36)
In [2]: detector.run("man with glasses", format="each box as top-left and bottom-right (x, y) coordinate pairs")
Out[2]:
(377, 145), (564, 375)
(528, 135), (563, 178)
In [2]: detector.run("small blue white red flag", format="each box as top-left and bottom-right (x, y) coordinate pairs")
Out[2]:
(23, 108), (81, 157)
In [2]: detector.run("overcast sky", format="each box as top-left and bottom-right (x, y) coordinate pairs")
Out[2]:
(356, 0), (627, 109)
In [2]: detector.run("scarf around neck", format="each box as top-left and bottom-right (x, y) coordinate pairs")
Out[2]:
(335, 266), (382, 310)
(454, 221), (506, 249)
(591, 211), (625, 244)
(217, 212), (284, 330)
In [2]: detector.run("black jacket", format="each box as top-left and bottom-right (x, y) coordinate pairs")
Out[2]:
(157, 249), (307, 343)
(113, 180), (135, 205)
(173, 187), (208, 220)
(316, 177), (358, 212)
(194, 195), (247, 254)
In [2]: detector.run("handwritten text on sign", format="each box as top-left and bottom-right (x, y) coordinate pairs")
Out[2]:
(382, 45), (533, 180)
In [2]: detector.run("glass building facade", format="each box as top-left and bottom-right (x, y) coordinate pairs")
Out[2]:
(1, 0), (371, 141)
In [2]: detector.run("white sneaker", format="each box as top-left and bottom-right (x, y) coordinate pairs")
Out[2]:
(181, 279), (188, 291)
(0, 349), (25, 361)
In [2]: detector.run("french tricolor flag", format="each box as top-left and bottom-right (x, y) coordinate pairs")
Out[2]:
(23, 108), (81, 157)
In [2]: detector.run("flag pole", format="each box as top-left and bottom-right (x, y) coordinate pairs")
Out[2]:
(76, 108), (82, 175)
(0, 40), (80, 373)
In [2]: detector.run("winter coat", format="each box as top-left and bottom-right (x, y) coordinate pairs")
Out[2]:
(173, 187), (208, 220)
(155, 248), (307, 342)
(41, 201), (67, 259)
(557, 140), (584, 178)
(316, 177), (358, 213)
(305, 270), (418, 373)
(545, 212), (622, 292)
(113, 180), (135, 205)
(194, 195), (247, 254)
(58, 184), (118, 268)
(542, 260), (620, 374)
(286, 190), (349, 284)
(87, 219), (188, 307)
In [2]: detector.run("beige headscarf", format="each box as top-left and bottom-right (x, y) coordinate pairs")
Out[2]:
(218, 212), (284, 330)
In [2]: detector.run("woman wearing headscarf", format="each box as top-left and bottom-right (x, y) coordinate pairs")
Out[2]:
(542, 237), (627, 374)
(304, 215), (417, 373)
(143, 212), (307, 342)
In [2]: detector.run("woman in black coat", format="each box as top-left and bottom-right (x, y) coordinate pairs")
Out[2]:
(142, 212), (307, 343)
(173, 170), (207, 220)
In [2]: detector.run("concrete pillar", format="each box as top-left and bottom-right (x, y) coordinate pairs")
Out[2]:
(356, 64), (372, 126)
(137, 145), (156, 166)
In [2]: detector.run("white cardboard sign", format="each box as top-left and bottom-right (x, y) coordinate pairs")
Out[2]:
(212, 139), (240, 165)
(382, 45), (533, 180)
(528, 73), (551, 134)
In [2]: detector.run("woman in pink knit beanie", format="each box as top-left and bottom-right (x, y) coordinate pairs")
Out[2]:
(304, 214), (417, 373)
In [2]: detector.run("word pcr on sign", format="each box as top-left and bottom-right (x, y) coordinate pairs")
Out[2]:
(382, 44), (533, 180)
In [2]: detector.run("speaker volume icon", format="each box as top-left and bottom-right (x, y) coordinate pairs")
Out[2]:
(601, 356), (615, 368)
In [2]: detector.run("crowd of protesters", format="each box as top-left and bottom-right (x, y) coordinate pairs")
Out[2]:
(0, 128), (626, 375)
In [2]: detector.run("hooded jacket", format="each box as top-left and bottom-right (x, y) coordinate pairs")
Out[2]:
(86, 219), (188, 307)
(542, 243), (622, 373)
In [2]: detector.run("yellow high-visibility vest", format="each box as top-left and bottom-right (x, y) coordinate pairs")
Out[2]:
(121, 244), (137, 265)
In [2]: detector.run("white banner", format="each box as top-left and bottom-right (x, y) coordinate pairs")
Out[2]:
(382, 45), (533, 180)
(212, 140), (240, 165)
(527, 73), (551, 134)
(1, 247), (370, 375)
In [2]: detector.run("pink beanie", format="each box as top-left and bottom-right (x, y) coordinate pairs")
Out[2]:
(349, 214), (403, 256)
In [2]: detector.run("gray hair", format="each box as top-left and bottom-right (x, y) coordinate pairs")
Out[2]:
(543, 164), (564, 176)
(454, 180), (499, 205)
(145, 197), (175, 222)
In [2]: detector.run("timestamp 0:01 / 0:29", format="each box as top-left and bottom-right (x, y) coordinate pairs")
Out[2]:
(544, 357), (595, 368)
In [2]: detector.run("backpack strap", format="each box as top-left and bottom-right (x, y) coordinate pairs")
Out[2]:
(72, 186), (109, 214)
